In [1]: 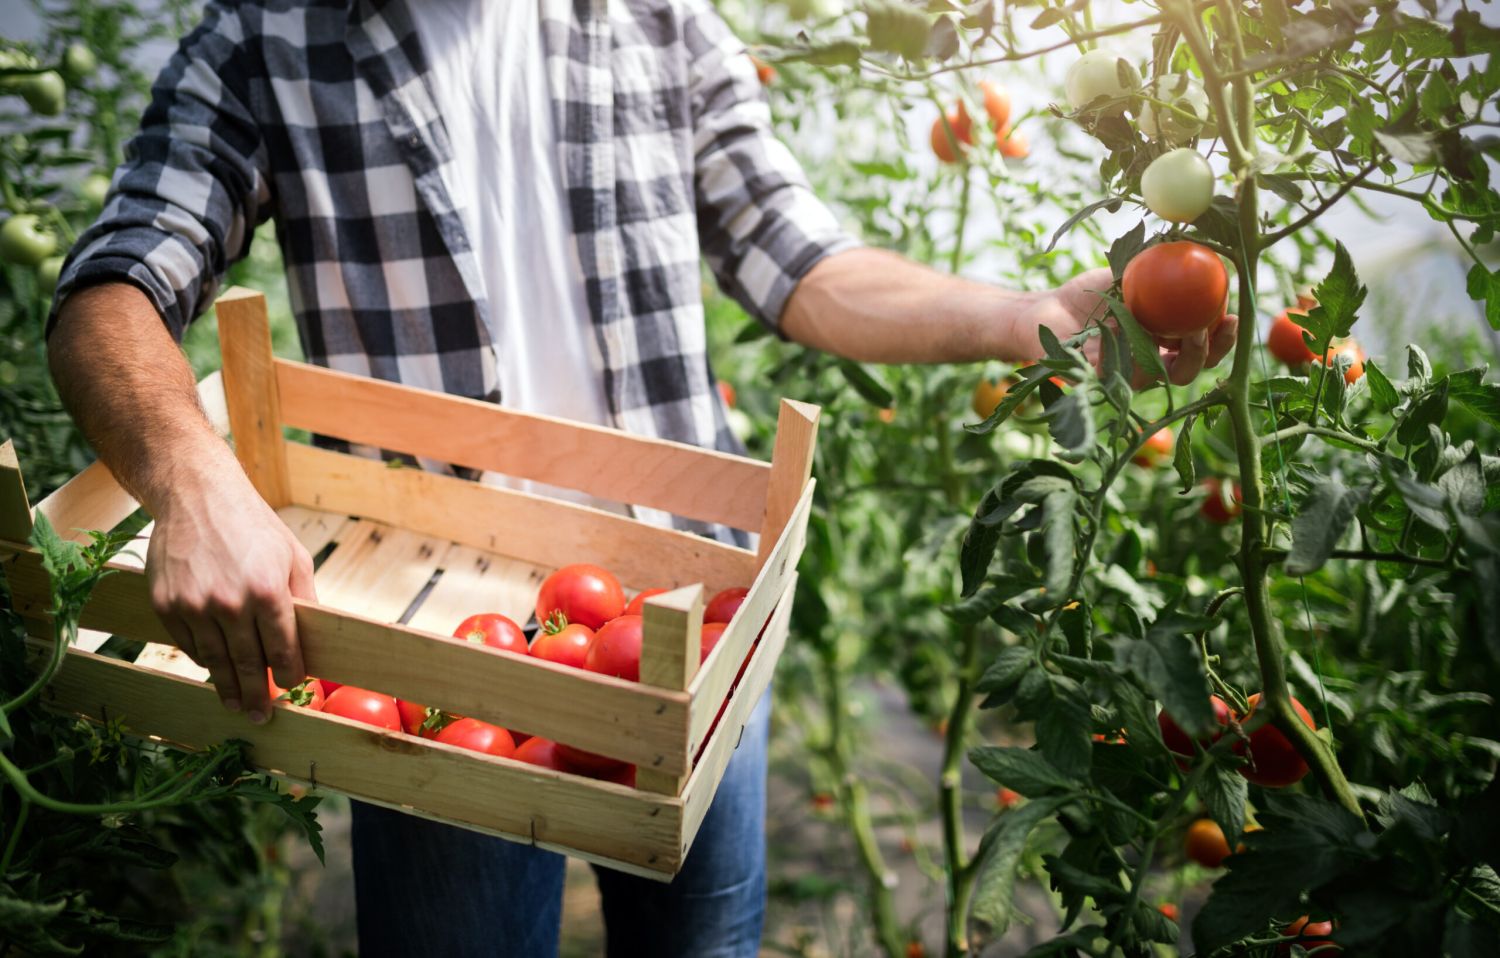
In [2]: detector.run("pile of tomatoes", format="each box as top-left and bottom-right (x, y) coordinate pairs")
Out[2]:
(265, 563), (753, 785)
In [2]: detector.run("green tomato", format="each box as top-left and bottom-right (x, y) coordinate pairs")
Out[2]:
(61, 44), (97, 84)
(784, 0), (843, 20)
(1065, 48), (1141, 116)
(36, 254), (65, 294)
(18, 71), (66, 116)
(1139, 73), (1213, 143)
(80, 172), (111, 208)
(1141, 148), (1215, 223)
(0, 214), (57, 267)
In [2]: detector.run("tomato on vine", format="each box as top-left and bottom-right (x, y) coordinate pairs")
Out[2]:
(972, 376), (1008, 420)
(929, 102), (973, 164)
(1267, 309), (1318, 366)
(1278, 916), (1340, 956)
(1122, 241), (1228, 338)
(1141, 148), (1214, 223)
(1065, 48), (1140, 115)
(1237, 693), (1317, 788)
(1184, 818), (1232, 868)
(978, 80), (1011, 131)
(1200, 477), (1243, 524)
(1132, 427), (1174, 468)
(0, 214), (57, 267)
(1157, 694), (1232, 767)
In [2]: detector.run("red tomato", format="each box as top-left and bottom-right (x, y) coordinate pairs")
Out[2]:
(267, 670), (326, 710)
(453, 612), (528, 654)
(1329, 339), (1365, 384)
(979, 80), (1012, 130)
(996, 787), (1021, 808)
(929, 102), (974, 163)
(322, 687), (402, 731)
(624, 588), (669, 617)
(704, 587), (749, 625)
(321, 681), (343, 695)
(1122, 241), (1228, 338)
(395, 699), (430, 736)
(1267, 309), (1317, 366)
(514, 736), (570, 771)
(535, 564), (625, 630)
(997, 127), (1030, 159)
(585, 614), (643, 681)
(1158, 902), (1180, 923)
(1278, 916), (1340, 955)
(1133, 427), (1174, 468)
(700, 622), (727, 662)
(717, 380), (737, 408)
(530, 620), (594, 670)
(434, 717), (516, 758)
(1236, 693), (1317, 787)
(556, 743), (629, 776)
(1200, 477), (1243, 524)
(596, 763), (636, 787)
(1157, 695), (1233, 769)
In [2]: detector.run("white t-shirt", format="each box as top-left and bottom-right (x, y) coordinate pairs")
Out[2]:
(408, 0), (618, 507)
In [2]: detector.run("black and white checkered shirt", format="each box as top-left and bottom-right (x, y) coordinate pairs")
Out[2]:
(52, 0), (855, 534)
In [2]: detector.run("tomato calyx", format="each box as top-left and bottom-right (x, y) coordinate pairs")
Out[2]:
(542, 610), (570, 635)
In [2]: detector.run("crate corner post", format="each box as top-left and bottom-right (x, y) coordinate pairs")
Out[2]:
(755, 399), (820, 571)
(636, 583), (703, 796)
(215, 287), (292, 508)
(0, 439), (34, 544)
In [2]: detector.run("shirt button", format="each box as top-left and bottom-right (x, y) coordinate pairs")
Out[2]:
(408, 133), (421, 147)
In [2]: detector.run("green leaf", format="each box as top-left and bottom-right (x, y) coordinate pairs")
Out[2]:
(1110, 611), (1217, 736)
(1106, 222), (1146, 282)
(1449, 368), (1500, 428)
(1103, 294), (1168, 384)
(1390, 469), (1452, 532)
(1363, 359), (1400, 412)
(1464, 263), (1500, 330)
(1197, 763), (1249, 843)
(1302, 242), (1366, 351)
(1286, 478), (1372, 575)
(1046, 197), (1124, 253)
(968, 797), (1070, 934)
(780, 40), (865, 67)
(837, 359), (893, 407)
(1173, 414), (1197, 494)
(968, 746), (1078, 794)
(976, 646), (1034, 695)
(1035, 677), (1093, 778)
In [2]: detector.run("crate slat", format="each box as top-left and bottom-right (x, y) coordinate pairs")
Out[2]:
(275, 360), (771, 532)
(0, 440), (33, 543)
(275, 505), (350, 558)
(286, 443), (755, 594)
(404, 543), (547, 636)
(39, 648), (685, 878)
(218, 291), (291, 507)
(310, 520), (446, 624)
(134, 643), (210, 682)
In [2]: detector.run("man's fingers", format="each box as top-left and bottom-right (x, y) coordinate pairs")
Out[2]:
(184, 616), (241, 712)
(288, 542), (318, 602)
(159, 613), (199, 664)
(1206, 315), (1239, 367)
(1169, 328), (1210, 386)
(258, 589), (305, 691)
(222, 613), (273, 724)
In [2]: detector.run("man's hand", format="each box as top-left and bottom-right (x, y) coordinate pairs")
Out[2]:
(1019, 267), (1240, 386)
(146, 471), (317, 723)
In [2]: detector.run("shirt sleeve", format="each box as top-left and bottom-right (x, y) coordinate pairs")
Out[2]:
(47, 1), (271, 341)
(684, 0), (860, 334)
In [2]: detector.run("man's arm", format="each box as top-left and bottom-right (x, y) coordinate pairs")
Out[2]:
(781, 248), (1239, 386)
(50, 284), (315, 724)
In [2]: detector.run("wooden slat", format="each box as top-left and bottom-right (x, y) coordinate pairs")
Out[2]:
(274, 505), (349, 558)
(637, 585), (704, 796)
(40, 648), (684, 877)
(688, 480), (813, 754)
(756, 399), (819, 571)
(286, 442), (755, 594)
(310, 520), (445, 623)
(33, 371), (230, 544)
(134, 643), (210, 682)
(0, 546), (691, 774)
(679, 572), (796, 858)
(0, 440), (33, 544)
(404, 543), (547, 636)
(218, 289), (291, 507)
(276, 360), (771, 531)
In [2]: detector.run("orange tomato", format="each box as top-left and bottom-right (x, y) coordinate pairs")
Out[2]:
(972, 377), (1008, 419)
(997, 127), (1030, 158)
(1267, 308), (1317, 366)
(1122, 241), (1228, 338)
(1184, 818), (1232, 868)
(749, 54), (776, 86)
(1330, 339), (1365, 383)
(979, 80), (1012, 130)
(1132, 427), (1174, 467)
(1157, 902), (1180, 923)
(717, 380), (736, 408)
(930, 102), (974, 163)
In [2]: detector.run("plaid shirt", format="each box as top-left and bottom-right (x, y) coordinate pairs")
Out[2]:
(52, 0), (854, 536)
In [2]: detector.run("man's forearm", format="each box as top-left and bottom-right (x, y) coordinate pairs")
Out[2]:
(780, 248), (1040, 364)
(48, 283), (239, 516)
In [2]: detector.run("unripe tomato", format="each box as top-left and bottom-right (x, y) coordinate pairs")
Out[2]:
(1157, 694), (1232, 767)
(1121, 241), (1228, 338)
(1141, 148), (1214, 223)
(1278, 916), (1340, 955)
(36, 254), (65, 295)
(972, 376), (1008, 420)
(453, 612), (528, 654)
(536, 564), (625, 630)
(1065, 48), (1140, 115)
(17, 71), (66, 116)
(322, 687), (402, 730)
(1132, 427), (1174, 468)
(1200, 477), (1242, 524)
(80, 172), (111, 208)
(60, 44), (97, 84)
(978, 80), (1012, 130)
(1236, 693), (1317, 787)
(705, 587), (749, 625)
(997, 127), (1029, 159)
(585, 613), (643, 681)
(1184, 818), (1232, 868)
(930, 102), (974, 163)
(1267, 309), (1317, 365)
(0, 214), (57, 267)
(434, 717), (515, 758)
(1139, 73), (1212, 143)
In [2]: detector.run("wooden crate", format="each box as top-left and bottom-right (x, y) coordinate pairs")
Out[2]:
(0, 287), (818, 880)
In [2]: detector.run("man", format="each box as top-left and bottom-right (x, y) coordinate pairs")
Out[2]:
(46, 1), (1236, 954)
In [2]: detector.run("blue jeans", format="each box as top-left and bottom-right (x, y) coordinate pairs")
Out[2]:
(350, 691), (770, 957)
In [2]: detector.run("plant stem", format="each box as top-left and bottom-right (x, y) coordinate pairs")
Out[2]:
(1258, 422), (1379, 453)
(1263, 548), (1452, 570)
(0, 798), (28, 876)
(941, 625), (982, 958)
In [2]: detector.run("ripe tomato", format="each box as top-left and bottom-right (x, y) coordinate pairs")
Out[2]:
(267, 670), (326, 710)
(1278, 916), (1340, 955)
(716, 380), (737, 408)
(979, 80), (1012, 130)
(556, 742), (629, 776)
(322, 687), (401, 731)
(1184, 818), (1232, 868)
(749, 54), (776, 86)
(434, 717), (515, 758)
(1237, 693), (1317, 788)
(395, 699), (431, 736)
(1157, 695), (1233, 768)
(536, 564), (624, 630)
(996, 787), (1021, 809)
(1122, 241), (1228, 338)
(1157, 902), (1180, 923)
(0, 214), (57, 267)
(530, 618), (594, 669)
(1141, 148), (1214, 223)
(811, 792), (835, 811)
(1329, 339), (1365, 384)
(997, 128), (1030, 159)
(453, 612), (527, 653)
(321, 680), (343, 695)
(1200, 477), (1243, 524)
(905, 941), (926, 958)
(930, 102), (974, 163)
(1065, 48), (1140, 114)
(624, 588), (669, 617)
(514, 736), (569, 771)
(877, 407), (897, 424)
(1132, 427), (1174, 468)
(705, 587), (749, 625)
(585, 614), (643, 681)
(597, 763), (636, 787)
(1267, 309), (1317, 365)
(972, 377), (1009, 420)
(700, 622), (727, 662)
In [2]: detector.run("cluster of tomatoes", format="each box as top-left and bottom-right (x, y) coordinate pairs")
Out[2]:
(265, 563), (752, 784)
(1266, 292), (1367, 385)
(929, 79), (1029, 163)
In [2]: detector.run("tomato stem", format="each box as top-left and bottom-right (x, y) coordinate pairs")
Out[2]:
(940, 624), (982, 957)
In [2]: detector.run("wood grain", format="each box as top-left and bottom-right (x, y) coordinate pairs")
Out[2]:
(0, 440), (32, 544)
(636, 585), (704, 796)
(309, 520), (445, 624)
(756, 399), (820, 571)
(404, 543), (547, 636)
(217, 288), (291, 507)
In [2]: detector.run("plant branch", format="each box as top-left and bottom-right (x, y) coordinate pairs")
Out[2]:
(1262, 161), (1381, 247)
(1263, 548), (1453, 570)
(1258, 422), (1379, 453)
